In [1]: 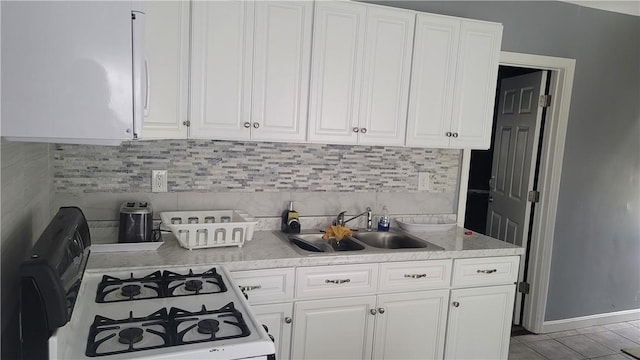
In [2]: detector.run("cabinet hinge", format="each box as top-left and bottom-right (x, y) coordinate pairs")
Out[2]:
(517, 282), (530, 294)
(539, 95), (552, 108)
(182, 120), (191, 127)
(527, 190), (540, 203)
(131, 13), (136, 20)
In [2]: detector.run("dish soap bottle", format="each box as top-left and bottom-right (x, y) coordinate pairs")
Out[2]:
(378, 206), (390, 231)
(281, 201), (301, 234)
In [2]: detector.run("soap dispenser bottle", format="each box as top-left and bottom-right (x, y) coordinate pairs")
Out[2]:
(378, 206), (390, 231)
(281, 201), (301, 233)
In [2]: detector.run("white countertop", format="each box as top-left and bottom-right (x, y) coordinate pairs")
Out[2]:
(86, 227), (524, 273)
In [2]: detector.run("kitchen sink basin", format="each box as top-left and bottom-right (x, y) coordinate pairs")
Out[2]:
(287, 233), (364, 253)
(350, 231), (434, 249)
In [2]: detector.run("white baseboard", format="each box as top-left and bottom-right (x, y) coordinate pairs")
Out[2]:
(541, 309), (640, 333)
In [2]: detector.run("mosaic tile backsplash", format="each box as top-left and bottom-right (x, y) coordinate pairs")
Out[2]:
(53, 140), (461, 193)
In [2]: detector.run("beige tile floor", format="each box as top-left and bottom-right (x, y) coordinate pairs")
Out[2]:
(510, 320), (640, 360)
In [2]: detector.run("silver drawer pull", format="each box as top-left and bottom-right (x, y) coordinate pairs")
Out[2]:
(477, 269), (497, 274)
(240, 285), (262, 292)
(404, 274), (427, 279)
(325, 279), (351, 284)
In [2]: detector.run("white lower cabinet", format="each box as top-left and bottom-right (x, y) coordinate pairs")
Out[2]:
(444, 285), (516, 359)
(373, 290), (449, 360)
(444, 256), (519, 359)
(231, 268), (295, 360)
(252, 302), (294, 360)
(292, 296), (377, 359)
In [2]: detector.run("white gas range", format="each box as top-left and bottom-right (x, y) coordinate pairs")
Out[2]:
(20, 207), (275, 360)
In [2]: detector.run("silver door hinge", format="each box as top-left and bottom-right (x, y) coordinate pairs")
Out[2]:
(539, 95), (552, 107)
(182, 120), (191, 127)
(518, 282), (530, 294)
(528, 190), (540, 203)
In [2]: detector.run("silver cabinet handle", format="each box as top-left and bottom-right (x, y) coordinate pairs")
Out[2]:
(404, 274), (427, 279)
(370, 309), (377, 315)
(325, 279), (351, 284)
(243, 122), (251, 128)
(452, 301), (460, 307)
(378, 308), (385, 314)
(253, 122), (260, 129)
(352, 127), (360, 133)
(452, 132), (459, 138)
(285, 317), (292, 324)
(240, 285), (262, 292)
(477, 269), (497, 274)
(445, 131), (452, 137)
(360, 128), (367, 134)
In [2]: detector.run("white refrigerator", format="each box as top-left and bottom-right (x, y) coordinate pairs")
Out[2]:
(1, 1), (147, 145)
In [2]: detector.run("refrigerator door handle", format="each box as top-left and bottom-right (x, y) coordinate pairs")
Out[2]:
(131, 10), (146, 139)
(144, 56), (150, 117)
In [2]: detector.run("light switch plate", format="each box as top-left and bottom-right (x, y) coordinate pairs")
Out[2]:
(418, 172), (430, 191)
(152, 170), (168, 192)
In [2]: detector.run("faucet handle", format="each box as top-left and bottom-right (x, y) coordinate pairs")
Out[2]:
(334, 211), (347, 226)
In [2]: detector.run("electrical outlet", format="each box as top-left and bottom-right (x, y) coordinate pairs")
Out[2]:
(418, 172), (430, 191)
(152, 170), (168, 192)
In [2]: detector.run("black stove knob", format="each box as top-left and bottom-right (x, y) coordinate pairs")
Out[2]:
(269, 334), (275, 342)
(262, 324), (269, 333)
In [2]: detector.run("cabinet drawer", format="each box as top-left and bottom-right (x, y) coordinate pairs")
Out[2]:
(231, 268), (295, 305)
(296, 264), (379, 299)
(452, 256), (519, 287)
(378, 260), (452, 293)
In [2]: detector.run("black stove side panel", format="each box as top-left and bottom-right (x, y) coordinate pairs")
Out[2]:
(21, 277), (50, 360)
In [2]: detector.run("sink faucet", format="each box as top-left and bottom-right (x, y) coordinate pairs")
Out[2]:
(334, 207), (373, 231)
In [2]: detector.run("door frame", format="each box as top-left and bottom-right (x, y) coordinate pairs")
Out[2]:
(457, 51), (576, 333)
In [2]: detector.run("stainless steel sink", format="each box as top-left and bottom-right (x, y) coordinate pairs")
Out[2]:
(287, 233), (364, 253)
(351, 231), (437, 249)
(275, 229), (443, 255)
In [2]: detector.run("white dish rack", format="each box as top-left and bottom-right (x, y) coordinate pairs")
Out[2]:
(160, 210), (258, 250)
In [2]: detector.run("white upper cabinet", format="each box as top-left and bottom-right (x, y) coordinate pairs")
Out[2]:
(308, 1), (415, 146)
(190, 1), (254, 140)
(190, 1), (312, 142)
(450, 20), (503, 148)
(142, 1), (190, 139)
(407, 14), (502, 149)
(251, 1), (313, 142)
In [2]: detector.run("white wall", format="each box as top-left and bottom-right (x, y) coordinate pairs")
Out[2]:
(1, 140), (53, 358)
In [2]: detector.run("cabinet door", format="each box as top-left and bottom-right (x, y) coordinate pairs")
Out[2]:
(190, 1), (253, 140)
(449, 20), (502, 149)
(358, 6), (415, 146)
(292, 296), (376, 360)
(406, 13), (460, 148)
(307, 1), (365, 144)
(142, 1), (190, 139)
(252, 303), (293, 360)
(251, 1), (312, 143)
(445, 285), (515, 359)
(373, 290), (449, 360)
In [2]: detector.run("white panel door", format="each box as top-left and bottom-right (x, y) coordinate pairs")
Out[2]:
(450, 20), (502, 149)
(445, 285), (516, 360)
(373, 290), (449, 360)
(292, 296), (376, 360)
(190, 1), (253, 140)
(308, 1), (366, 144)
(406, 14), (460, 148)
(252, 303), (293, 360)
(486, 70), (547, 322)
(358, 6), (415, 146)
(142, 1), (190, 139)
(251, 1), (313, 143)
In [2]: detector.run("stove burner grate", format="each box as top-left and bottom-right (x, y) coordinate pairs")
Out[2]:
(95, 268), (228, 303)
(86, 308), (170, 357)
(85, 302), (251, 357)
